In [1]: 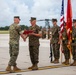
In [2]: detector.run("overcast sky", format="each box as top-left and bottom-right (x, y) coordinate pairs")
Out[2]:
(0, 0), (76, 27)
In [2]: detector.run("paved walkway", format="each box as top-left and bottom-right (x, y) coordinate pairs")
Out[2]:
(0, 34), (76, 75)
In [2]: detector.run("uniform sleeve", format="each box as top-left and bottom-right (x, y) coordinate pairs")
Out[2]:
(16, 25), (22, 35)
(58, 26), (60, 33)
(52, 27), (57, 36)
(37, 26), (42, 34)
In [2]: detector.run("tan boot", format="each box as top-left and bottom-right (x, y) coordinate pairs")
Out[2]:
(62, 59), (69, 65)
(54, 59), (59, 64)
(32, 64), (38, 70)
(13, 66), (21, 72)
(62, 61), (66, 64)
(28, 65), (34, 69)
(6, 65), (12, 72)
(65, 59), (69, 65)
(51, 59), (56, 63)
(70, 60), (76, 66)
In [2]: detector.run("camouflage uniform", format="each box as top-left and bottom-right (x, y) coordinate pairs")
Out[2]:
(42, 30), (46, 39)
(29, 25), (40, 65)
(62, 28), (70, 60)
(9, 23), (22, 66)
(72, 27), (76, 61)
(51, 25), (60, 59)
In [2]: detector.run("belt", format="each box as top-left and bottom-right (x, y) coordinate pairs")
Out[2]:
(72, 38), (76, 40)
(62, 37), (67, 40)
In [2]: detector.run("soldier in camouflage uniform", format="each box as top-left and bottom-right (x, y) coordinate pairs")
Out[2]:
(51, 19), (60, 63)
(62, 22), (70, 65)
(6, 16), (25, 71)
(26, 17), (42, 70)
(70, 19), (76, 66)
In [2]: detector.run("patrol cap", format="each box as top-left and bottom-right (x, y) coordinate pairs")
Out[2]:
(14, 16), (21, 20)
(52, 18), (57, 22)
(30, 17), (36, 21)
(73, 19), (76, 23)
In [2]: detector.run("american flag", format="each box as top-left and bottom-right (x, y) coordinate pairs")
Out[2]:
(59, 0), (64, 54)
(60, 0), (64, 39)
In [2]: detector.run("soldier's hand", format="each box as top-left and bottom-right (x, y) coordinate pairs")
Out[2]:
(58, 41), (60, 44)
(22, 34), (27, 41)
(23, 38), (26, 41)
(29, 33), (35, 36)
(68, 41), (71, 45)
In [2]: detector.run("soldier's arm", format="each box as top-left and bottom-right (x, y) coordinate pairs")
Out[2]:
(52, 27), (58, 36)
(32, 32), (42, 37)
(29, 30), (42, 38)
(16, 25), (26, 41)
(58, 27), (61, 44)
(29, 26), (42, 38)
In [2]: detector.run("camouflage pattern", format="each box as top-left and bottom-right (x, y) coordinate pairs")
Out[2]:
(51, 25), (60, 59)
(29, 46), (39, 64)
(62, 28), (70, 59)
(29, 25), (40, 46)
(72, 26), (76, 60)
(52, 44), (60, 59)
(9, 44), (19, 66)
(51, 25), (60, 44)
(29, 25), (41, 64)
(42, 29), (46, 39)
(8, 23), (22, 66)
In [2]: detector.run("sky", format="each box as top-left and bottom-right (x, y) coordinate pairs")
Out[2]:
(0, 0), (76, 27)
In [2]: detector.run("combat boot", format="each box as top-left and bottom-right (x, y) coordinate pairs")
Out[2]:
(70, 60), (76, 66)
(54, 59), (59, 64)
(28, 65), (34, 69)
(62, 59), (69, 65)
(6, 65), (12, 72)
(62, 61), (66, 64)
(65, 59), (69, 65)
(32, 64), (38, 70)
(51, 59), (56, 63)
(13, 66), (21, 72)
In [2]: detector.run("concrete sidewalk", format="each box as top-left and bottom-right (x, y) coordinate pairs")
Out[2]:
(0, 34), (76, 75)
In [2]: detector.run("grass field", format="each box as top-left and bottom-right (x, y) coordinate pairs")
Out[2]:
(0, 31), (9, 34)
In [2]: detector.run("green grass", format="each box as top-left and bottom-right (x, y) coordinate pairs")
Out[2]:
(0, 31), (9, 34)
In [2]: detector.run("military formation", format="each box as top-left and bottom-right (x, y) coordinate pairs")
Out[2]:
(0, 16), (76, 72)
(50, 19), (76, 66)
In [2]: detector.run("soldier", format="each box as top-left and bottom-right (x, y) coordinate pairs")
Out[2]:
(6, 16), (25, 72)
(51, 19), (60, 63)
(62, 22), (70, 65)
(70, 19), (76, 66)
(25, 17), (42, 70)
(42, 28), (46, 39)
(49, 31), (53, 62)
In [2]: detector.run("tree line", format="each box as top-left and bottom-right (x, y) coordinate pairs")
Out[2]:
(0, 25), (43, 30)
(0, 25), (31, 30)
